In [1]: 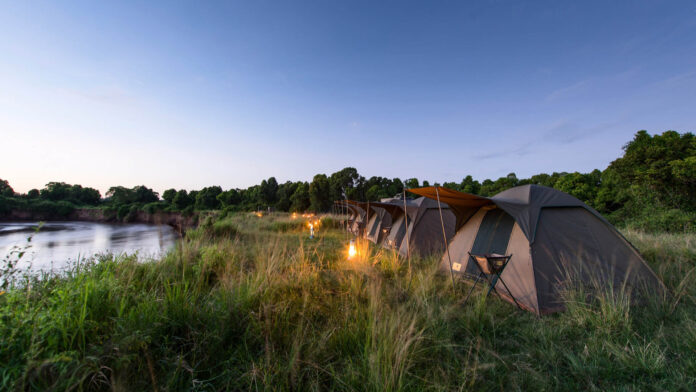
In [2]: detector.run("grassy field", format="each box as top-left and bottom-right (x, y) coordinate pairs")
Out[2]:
(1, 213), (695, 391)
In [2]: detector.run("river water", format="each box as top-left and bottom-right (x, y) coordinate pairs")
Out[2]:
(0, 221), (178, 272)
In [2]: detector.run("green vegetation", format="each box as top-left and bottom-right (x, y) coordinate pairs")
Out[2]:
(1, 213), (694, 390)
(0, 130), (693, 231)
(1, 130), (694, 230)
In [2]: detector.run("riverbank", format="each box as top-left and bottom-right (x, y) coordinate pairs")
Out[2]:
(1, 208), (199, 233)
(1, 212), (694, 390)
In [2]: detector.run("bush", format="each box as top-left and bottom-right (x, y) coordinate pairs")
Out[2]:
(116, 205), (130, 221)
(143, 201), (168, 214)
(124, 204), (140, 223)
(621, 208), (696, 233)
(211, 219), (239, 238)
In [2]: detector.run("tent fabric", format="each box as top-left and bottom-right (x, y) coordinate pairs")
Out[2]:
(373, 197), (456, 257)
(408, 184), (604, 243)
(365, 206), (392, 243)
(411, 185), (665, 315)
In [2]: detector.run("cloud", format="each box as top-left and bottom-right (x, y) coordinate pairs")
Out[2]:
(543, 119), (619, 144)
(545, 79), (590, 102)
(473, 141), (534, 160)
(474, 119), (618, 161)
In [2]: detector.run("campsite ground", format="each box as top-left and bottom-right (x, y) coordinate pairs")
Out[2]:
(1, 213), (694, 391)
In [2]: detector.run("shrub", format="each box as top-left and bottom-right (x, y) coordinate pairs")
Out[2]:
(211, 219), (239, 238)
(143, 201), (168, 214)
(116, 205), (130, 221)
(622, 209), (696, 233)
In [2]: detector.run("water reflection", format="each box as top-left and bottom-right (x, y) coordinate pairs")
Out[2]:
(0, 221), (178, 272)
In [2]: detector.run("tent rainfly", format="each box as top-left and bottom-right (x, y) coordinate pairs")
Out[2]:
(373, 197), (456, 257)
(408, 185), (666, 315)
(348, 201), (394, 244)
(334, 201), (360, 233)
(343, 201), (368, 236)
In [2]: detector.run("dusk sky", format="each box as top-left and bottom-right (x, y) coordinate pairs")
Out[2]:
(2, 1), (695, 194)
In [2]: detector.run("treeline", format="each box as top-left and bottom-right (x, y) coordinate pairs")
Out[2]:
(1, 130), (694, 231)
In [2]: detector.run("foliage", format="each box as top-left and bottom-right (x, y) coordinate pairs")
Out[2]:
(106, 185), (158, 205)
(309, 174), (331, 212)
(0, 178), (14, 197)
(1, 130), (694, 231)
(195, 186), (223, 210)
(40, 182), (101, 205)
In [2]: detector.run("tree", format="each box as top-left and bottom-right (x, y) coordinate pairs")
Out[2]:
(0, 179), (14, 197)
(460, 175), (481, 194)
(173, 190), (193, 210)
(275, 181), (299, 212)
(365, 185), (382, 201)
(608, 130), (696, 210)
(259, 177), (279, 207)
(195, 186), (222, 210)
(479, 173), (519, 196)
(404, 178), (419, 189)
(290, 182), (310, 212)
(41, 182), (72, 201)
(162, 189), (177, 204)
(309, 174), (331, 212)
(217, 189), (242, 208)
(27, 189), (40, 199)
(133, 186), (159, 204)
(554, 170), (601, 208)
(329, 167), (360, 201)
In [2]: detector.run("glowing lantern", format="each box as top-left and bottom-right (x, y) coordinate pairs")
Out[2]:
(309, 222), (315, 239)
(348, 240), (357, 259)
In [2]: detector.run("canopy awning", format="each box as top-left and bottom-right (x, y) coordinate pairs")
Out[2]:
(407, 187), (493, 230)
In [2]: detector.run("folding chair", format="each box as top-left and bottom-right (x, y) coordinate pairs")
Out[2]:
(462, 252), (522, 309)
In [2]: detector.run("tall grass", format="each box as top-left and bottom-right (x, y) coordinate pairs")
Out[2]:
(0, 214), (694, 390)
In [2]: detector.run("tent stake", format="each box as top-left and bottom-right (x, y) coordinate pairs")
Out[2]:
(435, 186), (457, 294)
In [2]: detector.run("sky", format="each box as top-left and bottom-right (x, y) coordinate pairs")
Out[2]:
(1, 0), (695, 195)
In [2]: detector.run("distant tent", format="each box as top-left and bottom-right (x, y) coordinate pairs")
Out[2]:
(335, 201), (358, 232)
(409, 185), (665, 315)
(374, 197), (456, 257)
(344, 201), (368, 236)
(349, 201), (395, 244)
(335, 201), (363, 235)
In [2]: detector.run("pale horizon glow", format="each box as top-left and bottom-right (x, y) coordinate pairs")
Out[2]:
(2, 1), (695, 195)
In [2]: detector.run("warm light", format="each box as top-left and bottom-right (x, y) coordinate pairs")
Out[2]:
(255, 212), (263, 217)
(348, 240), (357, 259)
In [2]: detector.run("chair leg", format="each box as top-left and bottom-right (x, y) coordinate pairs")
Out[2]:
(497, 277), (523, 310)
(485, 274), (500, 298)
(462, 273), (483, 305)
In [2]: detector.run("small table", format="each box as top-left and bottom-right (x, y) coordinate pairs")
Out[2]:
(462, 252), (522, 309)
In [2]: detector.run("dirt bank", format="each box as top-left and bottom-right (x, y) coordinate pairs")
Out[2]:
(2, 208), (198, 233)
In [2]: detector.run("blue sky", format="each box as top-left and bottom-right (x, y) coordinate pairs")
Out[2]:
(2, 1), (695, 194)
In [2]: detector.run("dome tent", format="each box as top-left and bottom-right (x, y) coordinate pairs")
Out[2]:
(408, 185), (665, 315)
(372, 197), (456, 257)
(354, 201), (394, 244)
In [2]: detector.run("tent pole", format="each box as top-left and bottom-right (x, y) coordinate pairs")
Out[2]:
(403, 188), (411, 279)
(435, 186), (457, 293)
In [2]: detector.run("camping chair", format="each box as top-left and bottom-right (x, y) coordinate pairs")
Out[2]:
(462, 252), (522, 310)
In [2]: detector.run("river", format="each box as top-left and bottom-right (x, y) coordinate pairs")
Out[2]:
(0, 221), (178, 272)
